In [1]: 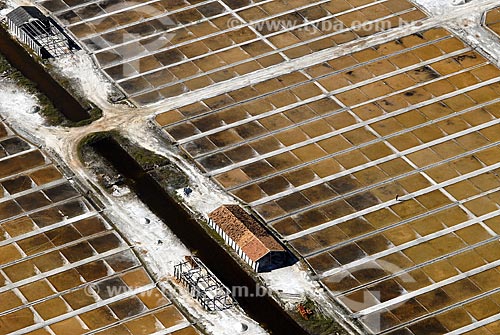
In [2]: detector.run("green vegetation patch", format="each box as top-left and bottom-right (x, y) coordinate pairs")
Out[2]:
(292, 298), (350, 335)
(78, 131), (188, 193)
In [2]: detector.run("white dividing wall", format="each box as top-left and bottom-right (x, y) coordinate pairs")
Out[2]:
(208, 218), (259, 271)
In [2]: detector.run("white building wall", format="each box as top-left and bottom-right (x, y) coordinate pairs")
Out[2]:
(6, 18), (43, 57)
(208, 218), (260, 271)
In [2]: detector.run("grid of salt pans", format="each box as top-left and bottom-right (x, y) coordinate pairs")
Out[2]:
(0, 122), (199, 335)
(157, 27), (500, 335)
(38, 0), (427, 105)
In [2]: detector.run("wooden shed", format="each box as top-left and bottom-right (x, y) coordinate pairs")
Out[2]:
(208, 205), (287, 272)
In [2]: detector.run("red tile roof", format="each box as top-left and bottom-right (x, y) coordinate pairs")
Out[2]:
(209, 205), (285, 262)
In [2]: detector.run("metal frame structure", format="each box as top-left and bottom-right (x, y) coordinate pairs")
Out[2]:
(174, 256), (234, 311)
(20, 19), (69, 57)
(6, 6), (78, 58)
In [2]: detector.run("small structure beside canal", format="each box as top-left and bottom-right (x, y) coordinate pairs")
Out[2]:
(174, 256), (235, 311)
(6, 6), (78, 58)
(209, 204), (287, 272)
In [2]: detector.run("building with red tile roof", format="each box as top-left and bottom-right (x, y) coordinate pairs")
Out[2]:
(208, 205), (287, 272)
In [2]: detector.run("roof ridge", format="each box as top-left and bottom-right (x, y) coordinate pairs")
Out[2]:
(209, 205), (284, 262)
